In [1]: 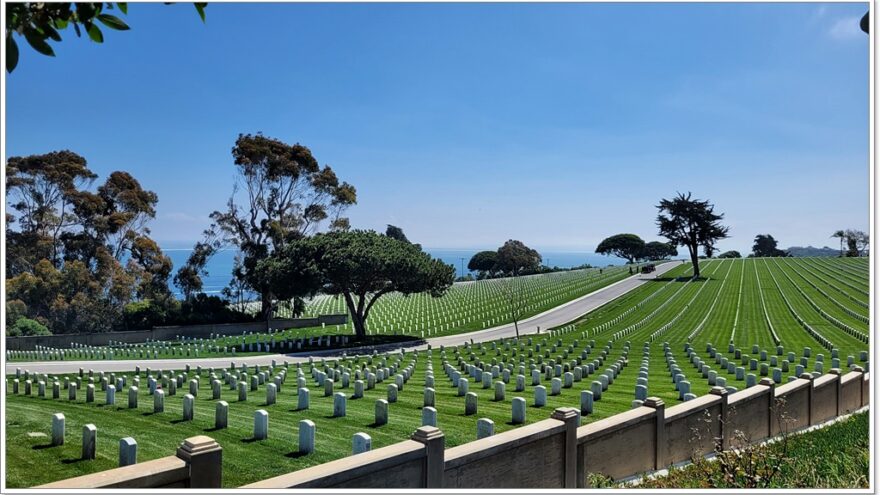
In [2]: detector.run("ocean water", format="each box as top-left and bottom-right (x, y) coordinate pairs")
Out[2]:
(162, 246), (624, 297)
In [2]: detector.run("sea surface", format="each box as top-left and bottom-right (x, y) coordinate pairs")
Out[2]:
(162, 245), (624, 298)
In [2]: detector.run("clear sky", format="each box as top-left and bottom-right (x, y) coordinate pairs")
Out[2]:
(5, 2), (870, 254)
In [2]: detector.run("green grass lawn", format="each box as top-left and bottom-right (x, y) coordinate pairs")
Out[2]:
(631, 411), (869, 488)
(5, 257), (869, 488)
(9, 265), (634, 363)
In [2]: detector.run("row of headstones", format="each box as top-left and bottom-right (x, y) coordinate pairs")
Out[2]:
(684, 342), (844, 393)
(720, 343), (867, 369)
(445, 344), (629, 413)
(710, 342), (869, 382)
(446, 339), (625, 384)
(664, 343), (699, 401)
(49, 413), (137, 465)
(8, 331), (354, 362)
(446, 339), (628, 385)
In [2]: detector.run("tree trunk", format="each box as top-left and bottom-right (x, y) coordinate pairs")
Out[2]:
(261, 290), (273, 321)
(513, 319), (520, 339)
(689, 244), (700, 278)
(343, 292), (367, 341)
(351, 313), (367, 341)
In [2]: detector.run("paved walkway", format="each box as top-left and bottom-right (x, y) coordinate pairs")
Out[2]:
(7, 261), (684, 374)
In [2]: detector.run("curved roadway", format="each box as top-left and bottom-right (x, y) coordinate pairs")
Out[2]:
(6, 261), (684, 374)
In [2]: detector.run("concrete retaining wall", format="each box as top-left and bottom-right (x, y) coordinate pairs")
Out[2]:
(39, 370), (870, 489)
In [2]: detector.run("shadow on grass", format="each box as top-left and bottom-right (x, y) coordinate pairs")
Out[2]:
(241, 437), (263, 444)
(61, 458), (89, 464)
(284, 451), (310, 459)
(32, 443), (57, 450)
(169, 418), (192, 425)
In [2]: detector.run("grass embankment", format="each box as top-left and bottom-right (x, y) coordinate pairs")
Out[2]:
(631, 411), (869, 488)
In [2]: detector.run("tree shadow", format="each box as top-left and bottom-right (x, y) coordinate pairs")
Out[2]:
(284, 451), (310, 459)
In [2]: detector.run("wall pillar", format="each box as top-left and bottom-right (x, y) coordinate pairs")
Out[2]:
(412, 426), (445, 488)
(642, 397), (666, 470)
(551, 407), (580, 488)
(708, 386), (728, 450)
(758, 378), (775, 438)
(829, 368), (842, 416)
(176, 435), (222, 488)
(799, 373), (816, 426)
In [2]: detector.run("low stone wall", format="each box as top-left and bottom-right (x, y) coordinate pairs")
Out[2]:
(243, 427), (443, 488)
(578, 405), (660, 481)
(6, 315), (348, 351)
(443, 410), (578, 488)
(36, 436), (221, 489)
(39, 370), (870, 489)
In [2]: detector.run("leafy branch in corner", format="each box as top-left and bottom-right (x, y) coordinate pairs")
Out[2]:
(5, 2), (207, 73)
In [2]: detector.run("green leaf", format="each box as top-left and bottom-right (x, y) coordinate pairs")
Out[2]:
(6, 36), (19, 73)
(195, 3), (207, 22)
(23, 30), (55, 57)
(40, 24), (63, 42)
(87, 23), (104, 43)
(117, 3), (128, 15)
(54, 17), (69, 30)
(97, 13), (130, 31)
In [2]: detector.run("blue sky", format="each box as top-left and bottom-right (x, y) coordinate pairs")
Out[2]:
(5, 2), (869, 254)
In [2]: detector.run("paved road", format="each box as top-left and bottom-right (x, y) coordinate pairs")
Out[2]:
(7, 261), (684, 374)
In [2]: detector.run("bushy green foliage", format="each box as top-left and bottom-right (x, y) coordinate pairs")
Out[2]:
(121, 295), (260, 330)
(6, 317), (51, 336)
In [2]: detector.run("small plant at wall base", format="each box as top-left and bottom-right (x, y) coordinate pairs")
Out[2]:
(632, 409), (869, 488)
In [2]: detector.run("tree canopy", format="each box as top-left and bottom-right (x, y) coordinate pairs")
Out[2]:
(176, 133), (357, 318)
(752, 234), (789, 258)
(385, 224), (410, 244)
(595, 233), (645, 264)
(495, 240), (542, 276)
(257, 230), (455, 340)
(467, 250), (498, 278)
(843, 229), (869, 257)
(656, 192), (729, 278)
(718, 250), (742, 259)
(640, 241), (678, 261)
(5, 149), (176, 333)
